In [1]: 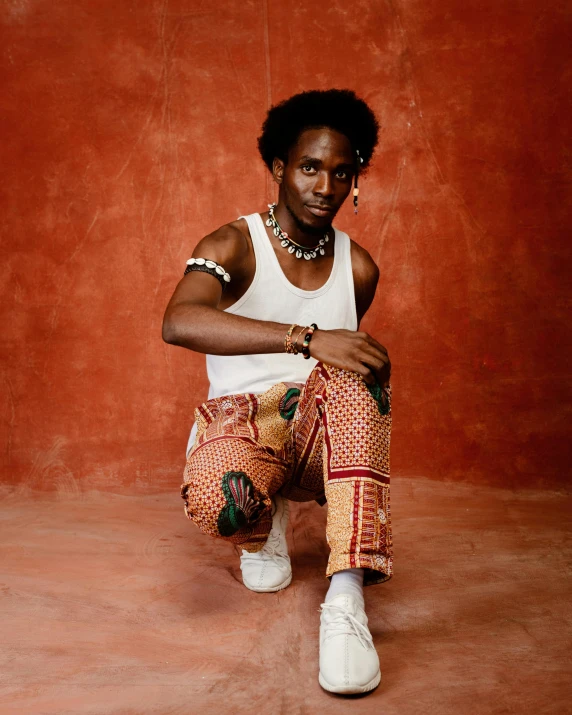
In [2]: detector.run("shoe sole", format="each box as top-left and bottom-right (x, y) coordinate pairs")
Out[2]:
(318, 670), (381, 695)
(242, 571), (292, 593)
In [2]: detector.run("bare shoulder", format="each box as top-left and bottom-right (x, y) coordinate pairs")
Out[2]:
(191, 218), (252, 275)
(350, 239), (380, 292)
(350, 240), (380, 323)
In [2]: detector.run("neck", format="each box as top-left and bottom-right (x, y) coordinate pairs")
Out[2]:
(273, 202), (330, 247)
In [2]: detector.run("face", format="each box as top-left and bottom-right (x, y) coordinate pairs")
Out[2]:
(273, 127), (355, 235)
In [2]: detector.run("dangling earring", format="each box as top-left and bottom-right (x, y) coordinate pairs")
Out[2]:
(353, 149), (364, 214)
(353, 179), (359, 214)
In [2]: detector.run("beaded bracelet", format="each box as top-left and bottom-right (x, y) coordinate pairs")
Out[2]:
(284, 323), (300, 354)
(293, 325), (307, 351)
(301, 323), (318, 359)
(184, 258), (231, 291)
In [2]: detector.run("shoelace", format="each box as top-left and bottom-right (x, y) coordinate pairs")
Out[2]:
(260, 530), (288, 558)
(241, 529), (289, 563)
(319, 602), (374, 650)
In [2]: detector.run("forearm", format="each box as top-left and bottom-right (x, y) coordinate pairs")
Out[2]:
(163, 301), (391, 385)
(162, 302), (292, 356)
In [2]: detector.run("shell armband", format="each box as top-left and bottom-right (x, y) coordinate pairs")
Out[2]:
(184, 258), (231, 290)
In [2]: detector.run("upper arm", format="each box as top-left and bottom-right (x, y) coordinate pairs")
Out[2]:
(163, 222), (250, 329)
(350, 240), (380, 325)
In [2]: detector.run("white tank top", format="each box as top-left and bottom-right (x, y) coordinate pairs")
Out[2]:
(186, 211), (358, 455)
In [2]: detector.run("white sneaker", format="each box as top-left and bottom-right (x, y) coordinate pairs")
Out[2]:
(319, 594), (381, 694)
(239, 494), (292, 592)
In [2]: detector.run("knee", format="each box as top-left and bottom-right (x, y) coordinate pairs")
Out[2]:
(316, 362), (392, 417)
(180, 480), (200, 523)
(180, 470), (271, 545)
(180, 476), (230, 540)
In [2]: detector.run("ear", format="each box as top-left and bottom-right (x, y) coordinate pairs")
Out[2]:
(272, 157), (285, 184)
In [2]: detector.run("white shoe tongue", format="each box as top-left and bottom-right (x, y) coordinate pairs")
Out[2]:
(328, 593), (360, 614)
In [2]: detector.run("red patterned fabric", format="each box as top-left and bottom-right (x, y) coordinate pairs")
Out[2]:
(181, 362), (392, 586)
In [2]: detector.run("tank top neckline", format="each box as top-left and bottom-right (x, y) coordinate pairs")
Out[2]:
(251, 212), (341, 299)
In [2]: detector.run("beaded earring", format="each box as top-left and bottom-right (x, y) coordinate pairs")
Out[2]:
(354, 149), (364, 214)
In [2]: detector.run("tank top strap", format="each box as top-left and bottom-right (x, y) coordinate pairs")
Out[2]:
(240, 213), (275, 267)
(338, 231), (355, 300)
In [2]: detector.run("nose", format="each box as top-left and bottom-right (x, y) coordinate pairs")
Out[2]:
(313, 171), (334, 198)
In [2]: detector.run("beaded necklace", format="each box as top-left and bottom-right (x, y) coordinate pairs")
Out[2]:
(265, 203), (329, 260)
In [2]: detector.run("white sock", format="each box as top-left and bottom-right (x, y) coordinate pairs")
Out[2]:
(325, 568), (365, 609)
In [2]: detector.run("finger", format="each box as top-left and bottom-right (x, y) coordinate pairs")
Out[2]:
(361, 356), (390, 386)
(357, 334), (389, 360)
(381, 361), (391, 383)
(351, 362), (375, 385)
(362, 334), (388, 356)
(381, 367), (391, 388)
(360, 343), (390, 367)
(357, 352), (386, 374)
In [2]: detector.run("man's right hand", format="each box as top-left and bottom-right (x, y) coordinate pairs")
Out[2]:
(303, 329), (391, 387)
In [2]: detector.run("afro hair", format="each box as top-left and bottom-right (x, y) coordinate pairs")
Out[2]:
(257, 89), (379, 173)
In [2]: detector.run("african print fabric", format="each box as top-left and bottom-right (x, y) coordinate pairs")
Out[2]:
(181, 362), (392, 586)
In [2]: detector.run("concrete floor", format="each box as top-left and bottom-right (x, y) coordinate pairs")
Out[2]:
(0, 477), (570, 714)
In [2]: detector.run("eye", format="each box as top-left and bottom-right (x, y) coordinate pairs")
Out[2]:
(301, 164), (316, 173)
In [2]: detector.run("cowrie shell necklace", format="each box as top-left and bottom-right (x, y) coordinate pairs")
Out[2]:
(265, 203), (329, 260)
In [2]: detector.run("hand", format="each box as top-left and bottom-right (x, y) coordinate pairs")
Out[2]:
(302, 328), (391, 387)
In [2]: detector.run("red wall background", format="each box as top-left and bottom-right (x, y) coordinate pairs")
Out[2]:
(1, 0), (570, 493)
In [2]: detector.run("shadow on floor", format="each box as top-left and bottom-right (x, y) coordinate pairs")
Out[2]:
(0, 477), (570, 714)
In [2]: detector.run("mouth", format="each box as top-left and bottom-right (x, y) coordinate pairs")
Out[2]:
(305, 204), (335, 218)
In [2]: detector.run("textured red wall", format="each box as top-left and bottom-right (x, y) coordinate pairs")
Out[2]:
(1, 0), (569, 492)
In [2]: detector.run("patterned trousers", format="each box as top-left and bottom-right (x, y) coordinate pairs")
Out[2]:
(181, 362), (393, 586)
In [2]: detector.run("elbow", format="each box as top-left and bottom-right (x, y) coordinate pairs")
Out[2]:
(162, 312), (182, 346)
(162, 319), (177, 345)
(162, 302), (205, 348)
